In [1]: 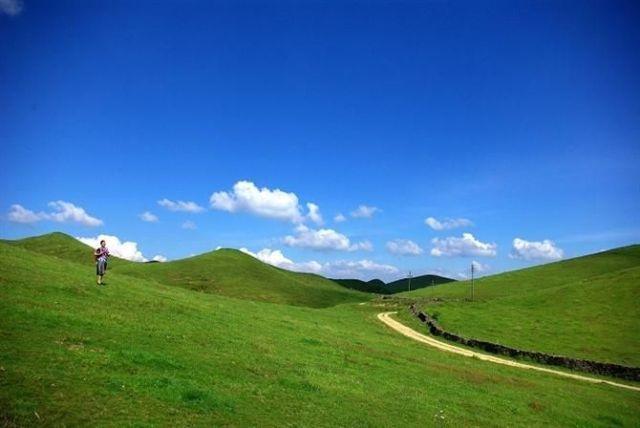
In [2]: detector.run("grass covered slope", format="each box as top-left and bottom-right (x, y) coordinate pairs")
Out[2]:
(112, 248), (369, 308)
(400, 245), (640, 366)
(2, 232), (132, 269)
(1, 241), (639, 426)
(387, 274), (455, 293)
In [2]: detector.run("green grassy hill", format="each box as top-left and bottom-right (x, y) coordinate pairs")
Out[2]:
(111, 248), (368, 308)
(1, 239), (638, 426)
(2, 232), (132, 268)
(334, 274), (454, 295)
(387, 274), (455, 293)
(3, 233), (369, 308)
(332, 278), (388, 294)
(400, 245), (640, 366)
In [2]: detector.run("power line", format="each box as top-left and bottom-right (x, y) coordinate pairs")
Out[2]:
(471, 262), (475, 301)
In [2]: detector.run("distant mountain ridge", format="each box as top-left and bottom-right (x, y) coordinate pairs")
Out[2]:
(333, 274), (455, 295)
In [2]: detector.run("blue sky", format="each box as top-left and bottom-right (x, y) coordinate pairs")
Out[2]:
(1, 0), (639, 280)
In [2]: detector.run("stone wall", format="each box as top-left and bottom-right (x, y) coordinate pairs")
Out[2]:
(409, 304), (640, 382)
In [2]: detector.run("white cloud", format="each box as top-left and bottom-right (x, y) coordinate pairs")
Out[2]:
(320, 259), (399, 279)
(351, 240), (374, 251)
(350, 205), (379, 218)
(430, 233), (497, 257)
(510, 238), (563, 261)
(181, 220), (197, 230)
(210, 180), (305, 223)
(386, 239), (424, 256)
(283, 225), (371, 252)
(306, 203), (323, 225)
(157, 198), (204, 213)
(7, 204), (43, 223)
(0, 0), (23, 16)
(139, 211), (159, 223)
(240, 247), (294, 267)
(471, 260), (490, 273)
(425, 216), (473, 231)
(76, 234), (148, 262)
(152, 255), (168, 262)
(334, 213), (346, 223)
(239, 247), (322, 273)
(240, 247), (397, 280)
(7, 201), (103, 227)
(45, 201), (103, 226)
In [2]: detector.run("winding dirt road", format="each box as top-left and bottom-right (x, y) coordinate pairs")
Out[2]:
(377, 311), (640, 392)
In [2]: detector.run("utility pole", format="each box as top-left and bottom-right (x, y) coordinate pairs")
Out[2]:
(471, 262), (475, 301)
(408, 271), (412, 292)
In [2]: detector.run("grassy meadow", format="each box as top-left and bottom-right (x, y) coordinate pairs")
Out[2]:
(0, 234), (639, 426)
(400, 246), (640, 366)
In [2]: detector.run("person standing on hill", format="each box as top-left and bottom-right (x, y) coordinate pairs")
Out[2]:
(94, 239), (110, 285)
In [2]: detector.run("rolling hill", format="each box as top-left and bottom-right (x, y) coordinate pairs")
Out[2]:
(2, 233), (370, 308)
(1, 232), (132, 269)
(399, 245), (640, 366)
(111, 248), (369, 308)
(332, 278), (388, 294)
(1, 238), (638, 426)
(334, 274), (454, 295)
(387, 274), (455, 293)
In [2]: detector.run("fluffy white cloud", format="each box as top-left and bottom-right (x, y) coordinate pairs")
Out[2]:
(283, 225), (371, 252)
(240, 247), (397, 280)
(0, 0), (23, 16)
(425, 216), (473, 231)
(334, 213), (346, 223)
(321, 259), (399, 279)
(46, 201), (103, 226)
(157, 198), (204, 213)
(386, 239), (424, 256)
(139, 211), (159, 223)
(306, 203), (323, 225)
(181, 220), (197, 230)
(350, 205), (379, 218)
(7, 204), (42, 224)
(152, 255), (168, 262)
(430, 233), (497, 257)
(7, 201), (103, 227)
(239, 248), (322, 273)
(510, 238), (563, 261)
(76, 234), (148, 262)
(210, 181), (306, 223)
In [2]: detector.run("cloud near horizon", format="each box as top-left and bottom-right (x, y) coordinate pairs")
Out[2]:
(75, 234), (166, 263)
(8, 201), (103, 227)
(425, 216), (473, 231)
(386, 239), (424, 256)
(430, 233), (497, 257)
(240, 247), (398, 280)
(283, 224), (372, 252)
(510, 238), (563, 261)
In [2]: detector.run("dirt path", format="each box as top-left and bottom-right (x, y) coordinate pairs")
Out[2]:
(377, 311), (640, 392)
